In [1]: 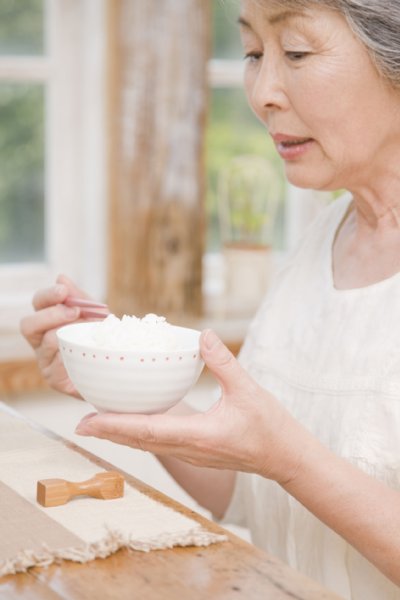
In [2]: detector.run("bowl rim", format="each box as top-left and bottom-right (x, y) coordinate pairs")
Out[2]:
(56, 321), (202, 356)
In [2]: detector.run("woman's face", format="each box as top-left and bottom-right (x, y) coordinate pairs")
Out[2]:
(239, 1), (400, 191)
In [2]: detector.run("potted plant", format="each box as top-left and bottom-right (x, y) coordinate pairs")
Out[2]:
(218, 155), (283, 317)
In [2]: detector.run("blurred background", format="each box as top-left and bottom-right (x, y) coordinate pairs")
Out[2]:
(0, 0), (335, 536)
(0, 0), (333, 384)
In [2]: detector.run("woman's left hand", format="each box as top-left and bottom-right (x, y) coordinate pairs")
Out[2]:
(75, 329), (311, 483)
(76, 330), (400, 585)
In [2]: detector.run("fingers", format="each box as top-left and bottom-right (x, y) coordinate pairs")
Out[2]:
(20, 274), (95, 397)
(56, 274), (89, 301)
(200, 329), (251, 395)
(32, 274), (88, 311)
(78, 412), (98, 424)
(46, 358), (81, 397)
(32, 283), (67, 311)
(21, 274), (89, 350)
(74, 410), (242, 470)
(75, 411), (201, 452)
(20, 303), (79, 349)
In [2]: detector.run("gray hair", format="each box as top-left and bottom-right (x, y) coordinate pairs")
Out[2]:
(264, 0), (400, 88)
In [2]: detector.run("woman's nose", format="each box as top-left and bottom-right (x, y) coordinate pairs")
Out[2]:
(248, 60), (288, 114)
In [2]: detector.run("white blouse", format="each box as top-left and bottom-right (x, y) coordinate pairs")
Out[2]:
(223, 193), (400, 599)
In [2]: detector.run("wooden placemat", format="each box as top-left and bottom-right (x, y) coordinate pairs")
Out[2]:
(0, 407), (226, 576)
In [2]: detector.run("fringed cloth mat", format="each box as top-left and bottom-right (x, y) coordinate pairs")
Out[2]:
(0, 407), (227, 577)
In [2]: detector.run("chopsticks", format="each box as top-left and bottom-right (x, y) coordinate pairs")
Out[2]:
(64, 296), (109, 320)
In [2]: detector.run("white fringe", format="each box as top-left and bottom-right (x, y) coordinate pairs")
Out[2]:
(0, 527), (228, 577)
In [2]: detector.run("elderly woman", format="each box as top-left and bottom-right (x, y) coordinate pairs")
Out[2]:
(21, 1), (400, 598)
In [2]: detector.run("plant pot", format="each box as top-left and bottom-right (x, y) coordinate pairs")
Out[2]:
(223, 243), (273, 318)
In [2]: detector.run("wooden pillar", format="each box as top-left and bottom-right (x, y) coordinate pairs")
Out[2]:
(107, 0), (211, 320)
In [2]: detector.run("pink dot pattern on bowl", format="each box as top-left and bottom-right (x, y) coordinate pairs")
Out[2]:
(62, 346), (198, 363)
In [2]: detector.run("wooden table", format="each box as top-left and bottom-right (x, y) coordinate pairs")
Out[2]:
(0, 406), (342, 600)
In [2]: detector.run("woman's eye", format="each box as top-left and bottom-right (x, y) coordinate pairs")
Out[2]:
(285, 51), (309, 61)
(243, 52), (263, 63)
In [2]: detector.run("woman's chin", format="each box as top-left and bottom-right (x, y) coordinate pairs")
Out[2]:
(284, 167), (337, 192)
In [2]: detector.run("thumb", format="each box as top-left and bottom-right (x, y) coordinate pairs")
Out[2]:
(200, 329), (248, 394)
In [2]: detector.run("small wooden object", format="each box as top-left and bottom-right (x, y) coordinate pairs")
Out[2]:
(37, 471), (124, 507)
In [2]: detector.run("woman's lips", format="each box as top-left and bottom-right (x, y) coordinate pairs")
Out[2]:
(271, 134), (314, 160)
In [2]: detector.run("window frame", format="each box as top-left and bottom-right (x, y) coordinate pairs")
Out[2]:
(203, 58), (246, 309)
(0, 0), (107, 360)
(0, 3), (323, 362)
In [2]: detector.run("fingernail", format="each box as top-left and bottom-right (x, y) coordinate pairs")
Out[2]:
(65, 306), (79, 319)
(203, 329), (220, 350)
(54, 283), (66, 298)
(75, 423), (90, 435)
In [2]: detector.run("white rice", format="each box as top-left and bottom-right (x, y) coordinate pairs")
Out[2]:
(91, 313), (179, 351)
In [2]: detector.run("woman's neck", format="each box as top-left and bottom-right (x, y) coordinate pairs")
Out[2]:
(352, 191), (400, 231)
(332, 190), (400, 290)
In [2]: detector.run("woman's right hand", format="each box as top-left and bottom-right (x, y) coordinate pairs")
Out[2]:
(20, 273), (89, 397)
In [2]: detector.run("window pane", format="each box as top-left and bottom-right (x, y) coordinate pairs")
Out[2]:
(0, 83), (45, 263)
(205, 88), (286, 251)
(212, 0), (242, 59)
(0, 0), (45, 56)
